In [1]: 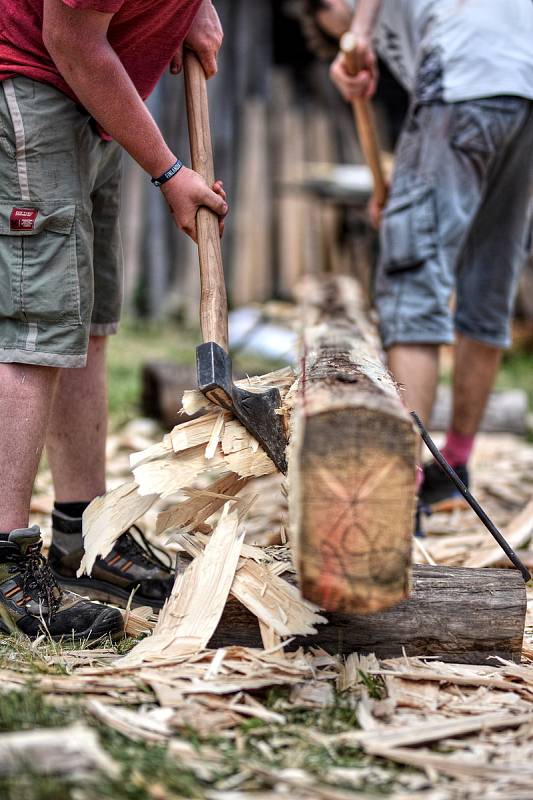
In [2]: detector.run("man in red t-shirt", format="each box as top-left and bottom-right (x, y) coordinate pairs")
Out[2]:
(0, 0), (228, 639)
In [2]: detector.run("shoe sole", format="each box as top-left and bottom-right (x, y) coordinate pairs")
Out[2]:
(428, 496), (470, 513)
(52, 574), (166, 611)
(0, 607), (124, 642)
(51, 608), (125, 643)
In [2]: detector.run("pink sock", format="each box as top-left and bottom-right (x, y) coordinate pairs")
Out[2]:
(441, 430), (474, 468)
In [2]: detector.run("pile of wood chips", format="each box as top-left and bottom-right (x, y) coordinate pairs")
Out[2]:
(20, 380), (533, 799)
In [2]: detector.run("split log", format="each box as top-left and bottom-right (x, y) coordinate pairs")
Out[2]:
(209, 565), (526, 665)
(289, 274), (417, 614)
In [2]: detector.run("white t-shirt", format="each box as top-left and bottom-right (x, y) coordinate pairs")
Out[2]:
(369, 0), (533, 102)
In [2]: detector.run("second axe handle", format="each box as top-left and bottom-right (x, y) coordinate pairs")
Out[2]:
(184, 49), (229, 351)
(340, 32), (388, 209)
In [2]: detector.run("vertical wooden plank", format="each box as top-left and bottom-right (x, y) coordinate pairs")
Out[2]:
(232, 99), (272, 305)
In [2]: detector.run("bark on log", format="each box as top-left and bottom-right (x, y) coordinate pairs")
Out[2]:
(289, 274), (417, 614)
(209, 565), (526, 665)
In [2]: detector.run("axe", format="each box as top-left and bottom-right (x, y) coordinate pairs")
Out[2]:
(183, 51), (288, 474)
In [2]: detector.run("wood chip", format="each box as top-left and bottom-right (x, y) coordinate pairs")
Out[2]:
(464, 496), (533, 568)
(0, 723), (118, 778)
(80, 482), (157, 576)
(118, 504), (245, 666)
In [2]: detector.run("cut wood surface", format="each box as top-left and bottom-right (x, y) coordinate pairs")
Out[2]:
(24, 414), (533, 799)
(208, 565), (526, 665)
(289, 274), (417, 614)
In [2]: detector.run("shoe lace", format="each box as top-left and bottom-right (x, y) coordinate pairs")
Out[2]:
(118, 526), (172, 573)
(10, 545), (61, 620)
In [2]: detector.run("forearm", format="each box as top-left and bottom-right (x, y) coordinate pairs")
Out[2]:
(49, 41), (175, 177)
(350, 0), (384, 37)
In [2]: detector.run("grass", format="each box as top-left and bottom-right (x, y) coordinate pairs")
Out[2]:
(106, 319), (198, 427)
(108, 320), (533, 430)
(6, 326), (531, 797)
(0, 634), (402, 799)
(498, 350), (533, 407)
(107, 318), (285, 428)
(0, 679), (407, 800)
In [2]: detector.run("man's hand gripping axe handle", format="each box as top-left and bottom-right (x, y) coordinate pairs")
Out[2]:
(340, 31), (388, 212)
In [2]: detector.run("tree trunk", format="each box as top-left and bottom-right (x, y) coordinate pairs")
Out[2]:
(289, 274), (417, 614)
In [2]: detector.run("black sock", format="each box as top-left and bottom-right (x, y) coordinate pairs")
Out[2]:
(54, 501), (91, 519)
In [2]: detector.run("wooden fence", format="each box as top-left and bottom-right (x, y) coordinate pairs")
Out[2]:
(120, 0), (533, 325)
(119, 0), (379, 321)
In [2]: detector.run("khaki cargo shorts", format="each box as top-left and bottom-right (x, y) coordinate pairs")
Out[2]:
(0, 77), (123, 367)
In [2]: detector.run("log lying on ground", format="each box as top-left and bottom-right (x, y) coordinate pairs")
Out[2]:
(289, 274), (417, 614)
(141, 361), (270, 429)
(430, 385), (528, 435)
(209, 565), (526, 665)
(141, 362), (198, 428)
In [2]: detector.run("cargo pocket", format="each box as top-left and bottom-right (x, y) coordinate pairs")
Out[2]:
(0, 203), (80, 325)
(380, 183), (438, 273)
(450, 103), (496, 159)
(450, 99), (526, 162)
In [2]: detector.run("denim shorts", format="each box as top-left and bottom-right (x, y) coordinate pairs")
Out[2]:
(0, 78), (123, 368)
(375, 97), (533, 349)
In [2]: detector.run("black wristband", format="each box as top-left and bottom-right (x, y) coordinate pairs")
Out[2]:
(151, 159), (184, 187)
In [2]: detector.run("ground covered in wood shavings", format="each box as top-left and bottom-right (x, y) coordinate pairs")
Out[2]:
(5, 421), (533, 799)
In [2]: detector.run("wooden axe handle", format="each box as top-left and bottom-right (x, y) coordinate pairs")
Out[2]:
(340, 32), (388, 208)
(184, 49), (229, 351)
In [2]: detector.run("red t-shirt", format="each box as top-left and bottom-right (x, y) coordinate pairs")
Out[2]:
(0, 0), (202, 104)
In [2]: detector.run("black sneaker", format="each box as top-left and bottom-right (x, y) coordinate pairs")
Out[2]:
(420, 461), (470, 512)
(0, 526), (123, 640)
(49, 511), (174, 610)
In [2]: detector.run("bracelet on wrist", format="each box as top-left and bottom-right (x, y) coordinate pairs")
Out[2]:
(151, 159), (184, 187)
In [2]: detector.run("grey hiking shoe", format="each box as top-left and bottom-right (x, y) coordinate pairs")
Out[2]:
(49, 511), (174, 610)
(0, 526), (123, 640)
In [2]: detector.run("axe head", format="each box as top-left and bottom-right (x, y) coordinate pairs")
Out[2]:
(196, 341), (288, 474)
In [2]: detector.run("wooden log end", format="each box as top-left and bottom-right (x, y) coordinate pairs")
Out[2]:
(292, 403), (417, 614)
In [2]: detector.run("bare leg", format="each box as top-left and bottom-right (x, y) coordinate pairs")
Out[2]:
(451, 333), (502, 437)
(387, 344), (440, 425)
(387, 344), (440, 464)
(0, 364), (59, 531)
(46, 336), (108, 503)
